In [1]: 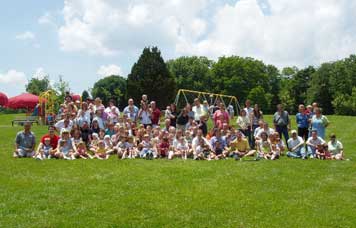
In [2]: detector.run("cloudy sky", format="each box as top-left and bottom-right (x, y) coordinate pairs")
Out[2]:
(1, 0), (356, 97)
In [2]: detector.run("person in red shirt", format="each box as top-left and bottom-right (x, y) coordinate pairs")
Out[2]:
(37, 126), (60, 151)
(150, 101), (161, 128)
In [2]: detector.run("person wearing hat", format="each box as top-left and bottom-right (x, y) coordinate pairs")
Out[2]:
(14, 122), (36, 158)
(327, 133), (344, 160)
(287, 130), (306, 159)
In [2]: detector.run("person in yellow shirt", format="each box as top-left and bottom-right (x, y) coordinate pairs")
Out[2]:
(229, 130), (256, 160)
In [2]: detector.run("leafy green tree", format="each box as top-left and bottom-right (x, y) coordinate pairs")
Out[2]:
(211, 56), (270, 105)
(53, 75), (70, 105)
(332, 87), (356, 115)
(92, 75), (127, 108)
(307, 63), (334, 114)
(81, 90), (90, 101)
(127, 47), (176, 108)
(25, 76), (51, 95)
(167, 56), (214, 92)
(247, 86), (272, 112)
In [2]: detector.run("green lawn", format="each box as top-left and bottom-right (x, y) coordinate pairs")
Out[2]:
(0, 114), (355, 227)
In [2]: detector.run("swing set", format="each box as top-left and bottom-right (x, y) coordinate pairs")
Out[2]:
(174, 89), (241, 115)
(39, 90), (57, 125)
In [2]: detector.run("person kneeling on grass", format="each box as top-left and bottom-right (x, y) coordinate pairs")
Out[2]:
(327, 133), (344, 160)
(287, 130), (306, 159)
(170, 136), (188, 160)
(14, 122), (36, 158)
(306, 130), (326, 159)
(229, 130), (256, 161)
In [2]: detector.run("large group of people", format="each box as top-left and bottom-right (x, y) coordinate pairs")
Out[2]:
(13, 94), (345, 161)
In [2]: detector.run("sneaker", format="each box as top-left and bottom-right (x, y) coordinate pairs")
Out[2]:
(302, 156), (306, 160)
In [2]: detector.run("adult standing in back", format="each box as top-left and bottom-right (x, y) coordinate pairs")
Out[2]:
(150, 101), (161, 128)
(296, 104), (309, 141)
(192, 98), (206, 124)
(273, 104), (290, 144)
(310, 107), (329, 139)
(250, 104), (263, 137)
(123, 98), (139, 123)
(244, 100), (254, 117)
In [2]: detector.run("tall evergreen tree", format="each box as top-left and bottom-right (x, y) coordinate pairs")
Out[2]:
(127, 47), (176, 108)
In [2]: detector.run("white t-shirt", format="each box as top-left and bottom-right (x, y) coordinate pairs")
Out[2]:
(192, 105), (206, 121)
(55, 119), (73, 132)
(328, 140), (343, 155)
(244, 107), (253, 117)
(288, 136), (304, 150)
(256, 128), (275, 138)
(192, 136), (211, 152)
(307, 136), (325, 146)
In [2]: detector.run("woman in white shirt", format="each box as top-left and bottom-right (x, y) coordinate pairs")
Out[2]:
(138, 102), (152, 127)
(327, 133), (344, 160)
(236, 109), (251, 146)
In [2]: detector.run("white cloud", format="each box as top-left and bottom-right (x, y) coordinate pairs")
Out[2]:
(38, 12), (57, 27)
(57, 0), (208, 57)
(97, 64), (123, 78)
(0, 70), (27, 96)
(33, 67), (48, 79)
(55, 0), (356, 67)
(15, 31), (35, 40)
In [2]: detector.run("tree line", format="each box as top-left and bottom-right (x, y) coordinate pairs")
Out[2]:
(26, 47), (356, 115)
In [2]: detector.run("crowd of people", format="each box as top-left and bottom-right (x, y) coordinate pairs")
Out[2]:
(13, 94), (345, 161)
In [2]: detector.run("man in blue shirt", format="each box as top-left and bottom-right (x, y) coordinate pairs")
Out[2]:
(14, 122), (36, 158)
(296, 104), (310, 141)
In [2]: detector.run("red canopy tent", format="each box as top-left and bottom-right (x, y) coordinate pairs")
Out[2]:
(72, 94), (81, 101)
(7, 93), (42, 110)
(0, 92), (8, 106)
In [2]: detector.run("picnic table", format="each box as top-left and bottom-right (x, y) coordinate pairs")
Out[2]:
(12, 116), (39, 126)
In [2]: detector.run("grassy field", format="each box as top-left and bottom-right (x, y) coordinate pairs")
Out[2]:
(0, 114), (355, 227)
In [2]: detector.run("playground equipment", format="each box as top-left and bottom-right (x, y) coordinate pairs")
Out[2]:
(39, 90), (57, 125)
(174, 89), (241, 115)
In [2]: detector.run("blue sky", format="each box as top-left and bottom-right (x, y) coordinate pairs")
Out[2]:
(1, 0), (356, 97)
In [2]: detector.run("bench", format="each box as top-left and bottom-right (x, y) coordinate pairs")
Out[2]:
(12, 116), (39, 126)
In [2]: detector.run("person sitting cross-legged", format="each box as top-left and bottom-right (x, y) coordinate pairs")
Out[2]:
(14, 122), (36, 158)
(229, 130), (256, 160)
(287, 130), (306, 159)
(306, 130), (326, 159)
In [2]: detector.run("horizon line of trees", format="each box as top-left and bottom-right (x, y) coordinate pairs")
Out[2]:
(25, 46), (356, 115)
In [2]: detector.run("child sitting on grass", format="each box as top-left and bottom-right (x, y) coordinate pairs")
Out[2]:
(209, 141), (225, 160)
(316, 144), (331, 160)
(74, 141), (93, 159)
(139, 134), (154, 159)
(94, 141), (109, 160)
(195, 139), (211, 160)
(122, 136), (137, 159)
(157, 136), (170, 158)
(34, 137), (54, 160)
(256, 132), (271, 160)
(170, 136), (188, 160)
(89, 133), (100, 154)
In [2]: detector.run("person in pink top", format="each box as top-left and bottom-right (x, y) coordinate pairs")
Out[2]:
(213, 104), (230, 129)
